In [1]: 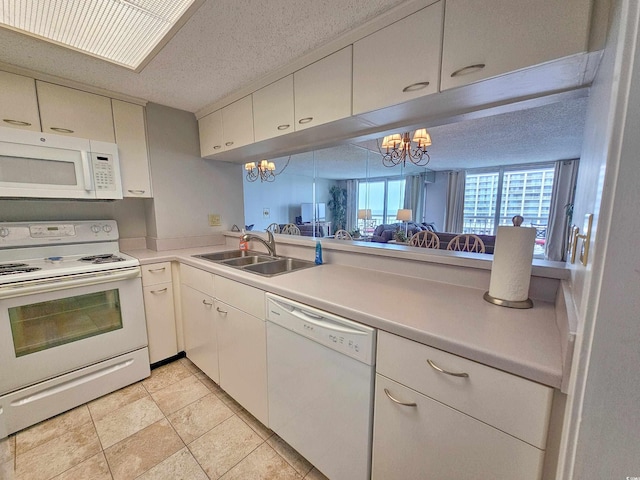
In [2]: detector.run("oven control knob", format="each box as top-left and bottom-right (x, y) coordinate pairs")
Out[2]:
(102, 224), (112, 233)
(0, 227), (9, 238)
(91, 224), (101, 233)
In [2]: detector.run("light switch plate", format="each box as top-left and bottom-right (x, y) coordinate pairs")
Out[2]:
(208, 214), (221, 226)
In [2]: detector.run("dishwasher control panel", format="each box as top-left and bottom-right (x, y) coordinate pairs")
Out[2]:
(266, 293), (376, 365)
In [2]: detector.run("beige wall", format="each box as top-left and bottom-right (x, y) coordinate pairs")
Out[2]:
(145, 103), (244, 245)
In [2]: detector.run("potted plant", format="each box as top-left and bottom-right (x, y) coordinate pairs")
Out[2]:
(328, 185), (347, 231)
(393, 228), (408, 243)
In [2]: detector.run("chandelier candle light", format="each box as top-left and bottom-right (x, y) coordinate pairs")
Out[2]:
(245, 160), (276, 182)
(381, 128), (432, 167)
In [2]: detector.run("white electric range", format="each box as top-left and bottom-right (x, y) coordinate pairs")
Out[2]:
(0, 220), (150, 439)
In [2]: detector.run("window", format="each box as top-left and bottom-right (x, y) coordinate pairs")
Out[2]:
(463, 165), (555, 240)
(358, 178), (406, 233)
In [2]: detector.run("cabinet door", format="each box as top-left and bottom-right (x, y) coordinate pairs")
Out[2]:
(215, 300), (268, 425)
(199, 109), (223, 157)
(253, 75), (295, 141)
(353, 2), (443, 115)
(36, 81), (115, 142)
(143, 282), (177, 364)
(112, 100), (152, 198)
(294, 46), (352, 131)
(372, 375), (545, 480)
(222, 96), (254, 150)
(181, 284), (219, 383)
(441, 0), (592, 91)
(0, 71), (41, 131)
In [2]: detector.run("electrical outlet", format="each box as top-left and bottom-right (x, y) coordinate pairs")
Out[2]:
(208, 214), (221, 226)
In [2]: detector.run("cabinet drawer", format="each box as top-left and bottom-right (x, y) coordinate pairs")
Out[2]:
(141, 262), (172, 286)
(372, 375), (544, 480)
(180, 264), (214, 296)
(214, 275), (265, 318)
(377, 331), (553, 449)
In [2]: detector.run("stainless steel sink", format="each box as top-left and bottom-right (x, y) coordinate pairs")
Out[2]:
(193, 250), (317, 276)
(243, 258), (317, 276)
(221, 255), (275, 267)
(194, 250), (262, 261)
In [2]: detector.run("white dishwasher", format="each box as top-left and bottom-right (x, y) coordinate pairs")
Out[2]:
(266, 293), (376, 480)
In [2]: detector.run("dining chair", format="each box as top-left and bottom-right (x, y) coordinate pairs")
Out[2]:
(266, 223), (280, 234)
(446, 234), (486, 253)
(409, 230), (440, 249)
(334, 229), (353, 240)
(281, 223), (301, 235)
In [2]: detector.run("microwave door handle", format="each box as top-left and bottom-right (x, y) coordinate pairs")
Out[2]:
(80, 150), (93, 191)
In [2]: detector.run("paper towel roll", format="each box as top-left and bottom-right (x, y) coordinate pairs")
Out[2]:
(488, 225), (536, 302)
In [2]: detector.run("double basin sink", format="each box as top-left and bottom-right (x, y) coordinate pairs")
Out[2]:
(194, 250), (317, 277)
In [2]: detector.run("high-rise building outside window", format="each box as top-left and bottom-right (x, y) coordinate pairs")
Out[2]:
(463, 165), (555, 242)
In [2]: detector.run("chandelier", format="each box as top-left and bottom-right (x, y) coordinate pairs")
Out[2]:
(380, 128), (432, 167)
(244, 160), (276, 182)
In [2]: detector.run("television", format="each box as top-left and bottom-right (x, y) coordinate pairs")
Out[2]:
(301, 203), (326, 223)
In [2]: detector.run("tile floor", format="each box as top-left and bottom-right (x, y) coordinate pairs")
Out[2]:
(0, 358), (329, 480)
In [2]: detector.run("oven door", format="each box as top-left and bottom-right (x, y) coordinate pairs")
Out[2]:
(0, 267), (147, 395)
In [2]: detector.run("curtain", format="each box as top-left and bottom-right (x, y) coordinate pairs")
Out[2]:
(445, 171), (466, 232)
(546, 159), (580, 261)
(345, 179), (358, 232)
(403, 173), (426, 223)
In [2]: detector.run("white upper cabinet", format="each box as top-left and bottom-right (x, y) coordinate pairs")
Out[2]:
(199, 109), (223, 157)
(353, 2), (443, 115)
(294, 46), (353, 131)
(222, 95), (254, 150)
(36, 81), (115, 142)
(112, 100), (152, 198)
(441, 0), (592, 91)
(0, 71), (41, 132)
(253, 75), (295, 142)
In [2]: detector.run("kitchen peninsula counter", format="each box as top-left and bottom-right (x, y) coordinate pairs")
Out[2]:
(127, 244), (564, 390)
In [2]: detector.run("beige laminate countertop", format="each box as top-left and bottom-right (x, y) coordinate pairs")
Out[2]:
(127, 245), (563, 389)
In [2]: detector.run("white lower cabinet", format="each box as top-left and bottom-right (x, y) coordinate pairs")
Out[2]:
(372, 375), (545, 480)
(180, 265), (219, 383)
(215, 299), (268, 425)
(214, 276), (268, 425)
(141, 262), (177, 364)
(372, 331), (552, 479)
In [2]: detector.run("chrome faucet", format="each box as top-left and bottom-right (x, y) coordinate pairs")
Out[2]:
(241, 230), (277, 257)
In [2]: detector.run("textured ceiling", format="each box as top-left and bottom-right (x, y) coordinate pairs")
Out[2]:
(0, 0), (406, 112)
(274, 96), (588, 178)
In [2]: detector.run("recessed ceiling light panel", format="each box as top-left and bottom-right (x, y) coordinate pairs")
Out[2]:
(0, 0), (200, 70)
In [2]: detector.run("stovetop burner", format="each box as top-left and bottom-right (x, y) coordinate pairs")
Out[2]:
(79, 254), (126, 264)
(0, 263), (42, 276)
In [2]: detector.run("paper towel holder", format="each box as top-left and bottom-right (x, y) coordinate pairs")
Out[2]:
(483, 215), (534, 309)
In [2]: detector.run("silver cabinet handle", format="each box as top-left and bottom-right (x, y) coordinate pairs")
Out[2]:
(147, 267), (166, 273)
(50, 127), (75, 133)
(3, 119), (32, 126)
(216, 307), (228, 315)
(402, 81), (430, 92)
(427, 359), (469, 378)
(150, 287), (168, 294)
(384, 388), (417, 407)
(225, 141), (234, 146)
(277, 124), (290, 130)
(213, 145), (222, 150)
(450, 63), (486, 78)
(127, 189), (146, 195)
(298, 117), (313, 124)
(202, 299), (213, 306)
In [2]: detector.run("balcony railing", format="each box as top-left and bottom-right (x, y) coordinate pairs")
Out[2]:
(462, 216), (548, 235)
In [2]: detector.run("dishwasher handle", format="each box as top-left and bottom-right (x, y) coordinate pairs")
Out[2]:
(270, 297), (367, 335)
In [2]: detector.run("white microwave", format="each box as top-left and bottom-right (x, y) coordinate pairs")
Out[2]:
(0, 126), (123, 200)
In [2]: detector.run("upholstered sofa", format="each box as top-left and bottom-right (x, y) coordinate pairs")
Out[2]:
(371, 223), (496, 254)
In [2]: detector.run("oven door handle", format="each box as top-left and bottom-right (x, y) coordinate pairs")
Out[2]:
(0, 267), (141, 299)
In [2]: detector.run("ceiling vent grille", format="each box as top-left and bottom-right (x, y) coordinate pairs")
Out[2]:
(0, 0), (200, 71)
